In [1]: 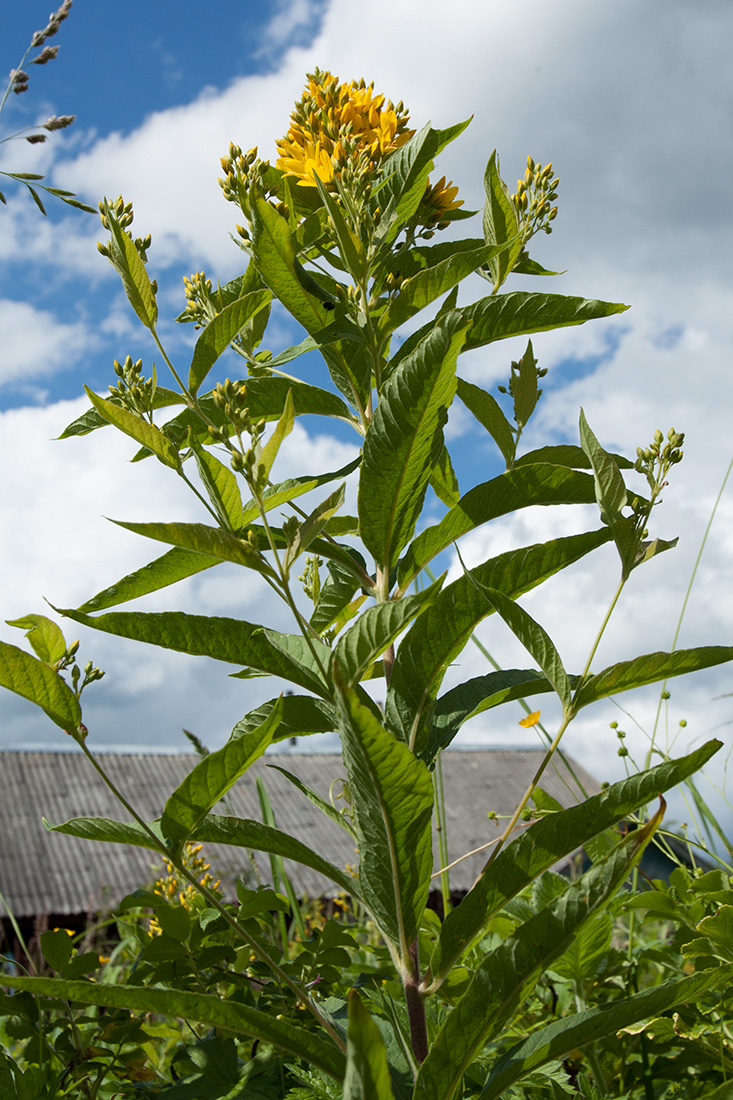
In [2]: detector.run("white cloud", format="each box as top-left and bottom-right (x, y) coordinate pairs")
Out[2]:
(0, 299), (94, 386)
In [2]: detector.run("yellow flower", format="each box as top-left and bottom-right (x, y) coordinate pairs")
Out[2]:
(421, 175), (464, 227)
(519, 710), (541, 727)
(275, 69), (414, 187)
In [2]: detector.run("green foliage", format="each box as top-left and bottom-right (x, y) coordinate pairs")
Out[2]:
(1, 67), (730, 1100)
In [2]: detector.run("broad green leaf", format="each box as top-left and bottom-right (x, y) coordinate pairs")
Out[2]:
(45, 814), (165, 853)
(77, 547), (220, 613)
(378, 240), (496, 337)
(481, 965), (733, 1100)
(478, 586), (572, 711)
(2, 976), (346, 1081)
(396, 464), (596, 593)
(55, 608), (331, 696)
(84, 387), (179, 468)
(333, 577), (443, 687)
(161, 699), (282, 851)
(262, 629), (331, 695)
(101, 201), (158, 330)
(415, 813), (661, 1100)
(259, 388), (295, 480)
(359, 312), (470, 570)
(188, 290), (270, 394)
(429, 444), (461, 508)
(191, 440), (245, 529)
(267, 763), (355, 836)
(456, 376), (515, 467)
(387, 529), (611, 754)
(482, 150), (522, 290)
(512, 340), (539, 429)
(574, 646), (733, 710)
(0, 639), (81, 732)
(314, 176), (367, 281)
(40, 929), (74, 972)
(193, 814), (359, 898)
(460, 291), (629, 351)
(230, 694), (337, 742)
(5, 614), (67, 664)
(111, 519), (277, 579)
(343, 991), (397, 1100)
(426, 739), (720, 987)
(579, 408), (636, 573)
(311, 555), (367, 634)
(242, 374), (357, 423)
(58, 386), (184, 439)
(335, 678), (434, 954)
(550, 910), (613, 982)
(513, 443), (634, 470)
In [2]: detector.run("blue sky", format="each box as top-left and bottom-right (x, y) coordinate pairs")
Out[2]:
(1, 0), (732, 835)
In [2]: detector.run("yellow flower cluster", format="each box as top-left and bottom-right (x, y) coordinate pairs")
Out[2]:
(275, 69), (414, 187)
(149, 843), (221, 935)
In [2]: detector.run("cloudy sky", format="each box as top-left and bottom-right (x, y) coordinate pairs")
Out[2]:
(1, 0), (732, 835)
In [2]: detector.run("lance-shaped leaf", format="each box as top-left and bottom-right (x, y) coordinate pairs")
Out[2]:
(259, 388), (295, 480)
(579, 407), (637, 573)
(429, 444), (461, 508)
(456, 376), (515, 467)
(242, 374), (357, 423)
(194, 814), (359, 898)
(0, 639), (81, 732)
(191, 439), (245, 529)
(343, 991), (397, 1100)
(6, 613), (68, 665)
(101, 201), (158, 330)
(359, 312), (470, 570)
(426, 739), (720, 988)
(46, 814), (166, 852)
(188, 290), (270, 394)
(161, 699), (282, 852)
(230, 694), (337, 742)
(1, 977), (346, 1081)
(335, 676), (434, 955)
(387, 529), (611, 755)
(267, 764), (356, 836)
(333, 577), (444, 687)
(314, 176), (367, 282)
(514, 442), (634, 470)
(283, 483), (346, 574)
(77, 547), (220, 613)
(481, 965), (733, 1100)
(84, 388), (179, 468)
(461, 291), (629, 351)
(311, 555), (367, 634)
(415, 809), (662, 1100)
(482, 150), (523, 291)
(396, 463), (597, 593)
(574, 646), (733, 710)
(477, 586), (572, 711)
(111, 519), (278, 580)
(54, 608), (331, 696)
(240, 455), (361, 527)
(262, 630), (330, 694)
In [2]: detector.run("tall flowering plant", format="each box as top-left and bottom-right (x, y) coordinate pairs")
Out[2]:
(2, 70), (733, 1097)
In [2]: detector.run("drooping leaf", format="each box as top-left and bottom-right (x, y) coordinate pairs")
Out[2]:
(0, 640), (81, 732)
(230, 694), (337, 742)
(84, 387), (179, 468)
(2, 976), (346, 1081)
(241, 455), (361, 526)
(266, 764), (356, 836)
(188, 290), (271, 394)
(283, 483), (346, 574)
(77, 547), (221, 613)
(342, 991), (397, 1100)
(574, 646), (733, 710)
(191, 439), (245, 529)
(5, 614), (67, 665)
(45, 814), (165, 853)
(335, 677), (434, 954)
(359, 312), (470, 570)
(161, 699), (282, 852)
(456, 376), (515, 468)
(426, 739), (721, 987)
(513, 443), (634, 470)
(310, 554), (368, 634)
(259, 388), (295, 480)
(396, 463), (597, 593)
(110, 519), (278, 579)
(387, 529), (611, 754)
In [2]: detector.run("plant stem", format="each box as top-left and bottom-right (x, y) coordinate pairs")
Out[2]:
(404, 938), (428, 1066)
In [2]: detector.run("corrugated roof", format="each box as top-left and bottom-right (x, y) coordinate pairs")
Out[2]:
(0, 749), (600, 919)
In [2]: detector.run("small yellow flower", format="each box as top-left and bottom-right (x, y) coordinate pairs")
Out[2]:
(420, 175), (464, 228)
(519, 710), (541, 727)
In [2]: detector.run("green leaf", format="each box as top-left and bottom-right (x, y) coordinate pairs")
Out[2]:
(101, 201), (158, 330)
(242, 455), (361, 526)
(481, 965), (733, 1100)
(333, 577), (443, 687)
(335, 677), (434, 954)
(481, 150), (523, 290)
(456, 376), (515, 467)
(283, 483), (346, 574)
(314, 176), (367, 281)
(192, 815), (359, 898)
(265, 764), (356, 836)
(40, 929), (74, 972)
(0, 639), (81, 732)
(77, 547), (220, 613)
(45, 814), (165, 852)
(579, 408), (636, 573)
(58, 386), (184, 438)
(359, 312), (470, 570)
(84, 387), (179, 468)
(259, 388), (295, 480)
(574, 646), (733, 709)
(110, 519), (277, 579)
(477, 587), (572, 711)
(55, 608), (331, 696)
(429, 444), (461, 508)
(1, 976), (346, 1081)
(513, 443), (634, 470)
(230, 694), (337, 742)
(426, 739), (721, 987)
(188, 290), (270, 395)
(343, 991), (397, 1100)
(5, 614), (67, 664)
(460, 292), (629, 351)
(396, 463), (596, 593)
(387, 529), (611, 754)
(311, 556), (367, 634)
(161, 699), (282, 852)
(191, 441), (245, 529)
(415, 814), (661, 1100)
(240, 375), (357, 423)
(512, 340), (539, 429)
